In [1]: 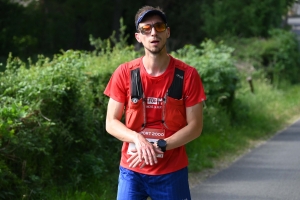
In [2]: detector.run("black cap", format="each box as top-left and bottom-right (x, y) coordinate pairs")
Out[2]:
(135, 10), (167, 30)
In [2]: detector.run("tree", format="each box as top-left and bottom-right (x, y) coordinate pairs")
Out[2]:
(201, 0), (296, 38)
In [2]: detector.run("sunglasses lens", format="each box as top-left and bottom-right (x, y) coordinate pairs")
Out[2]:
(154, 23), (166, 32)
(141, 24), (152, 33)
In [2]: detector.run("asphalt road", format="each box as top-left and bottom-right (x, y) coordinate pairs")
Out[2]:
(190, 119), (300, 200)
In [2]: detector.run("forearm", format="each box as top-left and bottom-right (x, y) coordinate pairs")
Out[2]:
(106, 118), (139, 143)
(105, 98), (141, 143)
(164, 102), (204, 150)
(164, 121), (202, 150)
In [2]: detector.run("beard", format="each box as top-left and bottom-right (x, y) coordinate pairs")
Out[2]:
(144, 41), (167, 55)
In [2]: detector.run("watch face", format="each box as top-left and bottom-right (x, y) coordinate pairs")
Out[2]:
(158, 139), (167, 152)
(158, 139), (166, 147)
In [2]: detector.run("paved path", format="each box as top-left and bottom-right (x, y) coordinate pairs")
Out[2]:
(288, 17), (300, 43)
(190, 119), (300, 200)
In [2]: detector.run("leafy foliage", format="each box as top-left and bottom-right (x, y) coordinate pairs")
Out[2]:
(0, 51), (115, 199)
(0, 18), (140, 197)
(223, 28), (300, 85)
(201, 0), (295, 38)
(172, 40), (239, 111)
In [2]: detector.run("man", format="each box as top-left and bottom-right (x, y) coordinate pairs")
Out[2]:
(104, 5), (206, 200)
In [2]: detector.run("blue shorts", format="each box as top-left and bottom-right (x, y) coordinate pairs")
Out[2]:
(117, 166), (191, 200)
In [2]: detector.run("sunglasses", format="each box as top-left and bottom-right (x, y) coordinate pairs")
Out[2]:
(138, 22), (167, 35)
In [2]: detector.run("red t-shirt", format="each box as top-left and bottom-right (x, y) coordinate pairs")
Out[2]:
(104, 55), (206, 175)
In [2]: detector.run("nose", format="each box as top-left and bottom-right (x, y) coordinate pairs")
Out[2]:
(150, 26), (158, 35)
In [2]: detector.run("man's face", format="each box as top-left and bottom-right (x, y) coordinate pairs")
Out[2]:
(135, 15), (170, 55)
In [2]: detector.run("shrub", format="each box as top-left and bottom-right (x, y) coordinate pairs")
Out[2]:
(0, 51), (121, 199)
(171, 40), (239, 112)
(223, 29), (300, 86)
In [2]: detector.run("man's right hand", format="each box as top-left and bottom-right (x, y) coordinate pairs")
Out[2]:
(127, 137), (163, 168)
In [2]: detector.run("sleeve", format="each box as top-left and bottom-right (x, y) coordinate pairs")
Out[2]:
(103, 64), (128, 103)
(184, 67), (206, 107)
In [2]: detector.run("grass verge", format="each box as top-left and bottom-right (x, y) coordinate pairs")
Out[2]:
(187, 80), (300, 186)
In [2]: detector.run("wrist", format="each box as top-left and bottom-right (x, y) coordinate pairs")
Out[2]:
(132, 131), (142, 143)
(157, 139), (167, 152)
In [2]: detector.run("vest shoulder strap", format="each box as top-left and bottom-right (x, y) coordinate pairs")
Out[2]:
(167, 57), (187, 99)
(168, 67), (184, 99)
(130, 68), (143, 101)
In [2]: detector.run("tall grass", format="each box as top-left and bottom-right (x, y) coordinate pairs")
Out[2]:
(187, 79), (300, 172)
(47, 179), (117, 200)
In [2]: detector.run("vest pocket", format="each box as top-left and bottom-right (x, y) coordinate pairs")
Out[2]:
(125, 98), (144, 131)
(164, 97), (187, 131)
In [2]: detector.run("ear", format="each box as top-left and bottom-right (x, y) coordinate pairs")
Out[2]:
(167, 27), (170, 38)
(135, 32), (142, 43)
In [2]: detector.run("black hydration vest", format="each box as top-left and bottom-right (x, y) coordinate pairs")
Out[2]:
(130, 67), (185, 102)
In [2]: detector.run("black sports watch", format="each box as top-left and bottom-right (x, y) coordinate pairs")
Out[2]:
(157, 139), (167, 152)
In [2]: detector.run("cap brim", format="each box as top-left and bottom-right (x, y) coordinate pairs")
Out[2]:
(136, 10), (167, 30)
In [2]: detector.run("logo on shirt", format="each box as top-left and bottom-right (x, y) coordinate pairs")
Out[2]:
(176, 74), (183, 79)
(146, 97), (163, 109)
(147, 97), (158, 105)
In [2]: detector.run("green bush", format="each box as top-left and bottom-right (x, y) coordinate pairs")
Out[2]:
(0, 159), (26, 199)
(201, 0), (294, 38)
(172, 40), (239, 111)
(0, 51), (118, 199)
(223, 29), (300, 86)
(264, 29), (300, 85)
